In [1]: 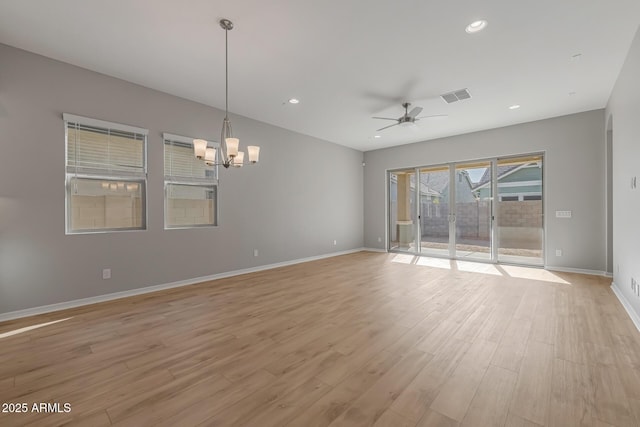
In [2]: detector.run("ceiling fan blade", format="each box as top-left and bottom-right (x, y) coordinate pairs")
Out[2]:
(376, 123), (399, 132)
(416, 114), (448, 120)
(408, 106), (423, 119)
(372, 117), (398, 121)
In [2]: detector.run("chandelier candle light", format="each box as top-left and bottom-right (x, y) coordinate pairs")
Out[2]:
(193, 18), (260, 168)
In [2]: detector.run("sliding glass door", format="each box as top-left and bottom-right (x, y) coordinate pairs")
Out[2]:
(496, 155), (544, 265)
(455, 161), (492, 260)
(388, 153), (544, 267)
(418, 166), (450, 257)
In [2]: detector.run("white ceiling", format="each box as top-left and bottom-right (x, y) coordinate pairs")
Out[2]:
(1, 1), (639, 151)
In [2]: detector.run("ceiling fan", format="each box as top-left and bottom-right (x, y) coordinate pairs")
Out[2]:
(373, 102), (447, 132)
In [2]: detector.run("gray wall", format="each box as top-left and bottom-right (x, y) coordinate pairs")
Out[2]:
(606, 27), (640, 317)
(364, 110), (606, 272)
(0, 44), (364, 314)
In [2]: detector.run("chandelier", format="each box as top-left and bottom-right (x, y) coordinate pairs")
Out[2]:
(193, 18), (260, 168)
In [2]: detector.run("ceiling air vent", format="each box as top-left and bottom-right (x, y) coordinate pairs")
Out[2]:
(441, 88), (472, 104)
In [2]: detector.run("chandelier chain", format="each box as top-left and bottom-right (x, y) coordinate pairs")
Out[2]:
(225, 24), (229, 120)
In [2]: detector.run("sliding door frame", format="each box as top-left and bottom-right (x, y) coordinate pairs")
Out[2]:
(386, 151), (546, 267)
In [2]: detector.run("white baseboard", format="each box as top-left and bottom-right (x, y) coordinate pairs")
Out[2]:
(546, 266), (609, 277)
(611, 282), (640, 333)
(0, 248), (365, 322)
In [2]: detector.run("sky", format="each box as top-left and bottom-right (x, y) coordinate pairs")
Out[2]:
(466, 167), (486, 183)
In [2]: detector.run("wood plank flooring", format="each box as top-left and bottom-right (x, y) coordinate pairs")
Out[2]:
(1, 251), (639, 427)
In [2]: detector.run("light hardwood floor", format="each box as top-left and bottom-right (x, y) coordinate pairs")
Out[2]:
(1, 251), (639, 427)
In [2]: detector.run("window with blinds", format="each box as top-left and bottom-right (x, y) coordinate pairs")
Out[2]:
(64, 114), (148, 233)
(163, 133), (218, 228)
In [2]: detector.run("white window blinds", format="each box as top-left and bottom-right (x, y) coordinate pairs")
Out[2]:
(64, 113), (148, 233)
(163, 133), (218, 183)
(65, 114), (147, 177)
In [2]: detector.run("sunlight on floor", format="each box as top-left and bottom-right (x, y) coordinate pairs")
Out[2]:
(500, 265), (570, 284)
(391, 253), (423, 265)
(456, 260), (503, 276)
(391, 253), (571, 284)
(415, 257), (452, 269)
(0, 317), (73, 339)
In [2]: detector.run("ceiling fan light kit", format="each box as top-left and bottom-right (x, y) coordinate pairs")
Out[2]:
(193, 18), (260, 168)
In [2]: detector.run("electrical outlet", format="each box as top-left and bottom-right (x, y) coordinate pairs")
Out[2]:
(555, 249), (562, 257)
(377, 237), (382, 243)
(102, 268), (111, 280)
(253, 249), (259, 257)
(333, 240), (337, 246)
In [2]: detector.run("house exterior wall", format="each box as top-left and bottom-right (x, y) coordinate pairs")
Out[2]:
(477, 167), (542, 199)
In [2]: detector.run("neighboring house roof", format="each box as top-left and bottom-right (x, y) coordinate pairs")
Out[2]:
(474, 165), (519, 189)
(392, 169), (478, 199)
(420, 172), (450, 194)
(421, 170), (477, 201)
(473, 162), (541, 190)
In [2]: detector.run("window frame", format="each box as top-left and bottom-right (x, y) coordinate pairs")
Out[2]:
(163, 133), (219, 229)
(64, 113), (148, 234)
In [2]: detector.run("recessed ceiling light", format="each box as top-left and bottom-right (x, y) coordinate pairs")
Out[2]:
(288, 98), (300, 104)
(373, 135), (381, 139)
(509, 104), (520, 110)
(465, 20), (488, 34)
